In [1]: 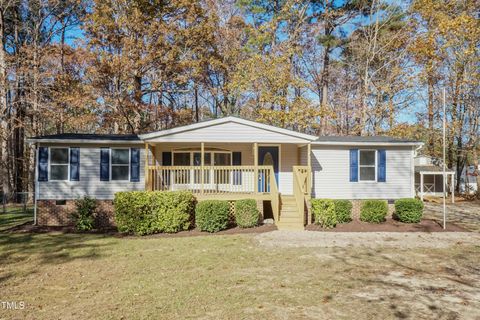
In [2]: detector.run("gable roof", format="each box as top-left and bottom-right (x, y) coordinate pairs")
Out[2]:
(139, 116), (318, 142)
(27, 133), (142, 144)
(313, 136), (423, 146)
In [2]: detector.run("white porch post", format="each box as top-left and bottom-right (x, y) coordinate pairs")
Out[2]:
(145, 143), (150, 191)
(254, 143), (258, 193)
(201, 142), (204, 195)
(420, 172), (424, 201)
(451, 173), (455, 203)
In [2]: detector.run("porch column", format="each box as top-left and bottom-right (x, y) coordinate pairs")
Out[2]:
(145, 143), (149, 191)
(420, 172), (424, 201)
(201, 142), (205, 195)
(254, 142), (258, 193)
(451, 173), (455, 203)
(307, 143), (312, 195)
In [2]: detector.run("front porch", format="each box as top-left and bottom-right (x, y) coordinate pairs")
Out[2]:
(143, 142), (312, 228)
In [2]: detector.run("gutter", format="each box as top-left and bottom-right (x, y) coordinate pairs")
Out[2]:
(26, 139), (144, 145)
(312, 141), (425, 147)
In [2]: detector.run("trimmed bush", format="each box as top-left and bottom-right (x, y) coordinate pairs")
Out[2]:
(394, 198), (424, 223)
(311, 199), (337, 228)
(73, 196), (97, 231)
(360, 200), (388, 223)
(235, 199), (260, 228)
(196, 200), (230, 232)
(333, 200), (353, 223)
(114, 191), (195, 235)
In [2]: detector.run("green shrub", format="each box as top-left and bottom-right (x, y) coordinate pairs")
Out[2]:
(360, 200), (388, 223)
(311, 199), (337, 228)
(333, 200), (353, 223)
(114, 191), (195, 235)
(235, 199), (260, 228)
(195, 200), (230, 232)
(394, 198), (424, 223)
(73, 196), (97, 231)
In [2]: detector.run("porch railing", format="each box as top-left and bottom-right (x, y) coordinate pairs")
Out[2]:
(146, 165), (276, 195)
(292, 166), (312, 225)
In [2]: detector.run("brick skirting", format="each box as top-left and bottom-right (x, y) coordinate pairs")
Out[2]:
(37, 200), (115, 227)
(350, 200), (395, 220)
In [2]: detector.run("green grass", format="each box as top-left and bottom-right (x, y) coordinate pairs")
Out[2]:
(0, 207), (33, 231)
(0, 233), (479, 319)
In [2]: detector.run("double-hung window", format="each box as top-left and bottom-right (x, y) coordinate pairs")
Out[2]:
(111, 149), (130, 181)
(50, 148), (69, 180)
(359, 150), (376, 182)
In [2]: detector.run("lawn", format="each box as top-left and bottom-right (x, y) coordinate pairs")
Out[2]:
(0, 208), (34, 231)
(0, 232), (479, 319)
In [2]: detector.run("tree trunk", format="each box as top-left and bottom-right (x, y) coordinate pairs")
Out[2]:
(427, 74), (434, 155)
(0, 7), (10, 197)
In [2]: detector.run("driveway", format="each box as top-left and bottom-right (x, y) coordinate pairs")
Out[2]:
(424, 200), (480, 232)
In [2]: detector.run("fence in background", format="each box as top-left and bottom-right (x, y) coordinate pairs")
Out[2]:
(1, 192), (34, 215)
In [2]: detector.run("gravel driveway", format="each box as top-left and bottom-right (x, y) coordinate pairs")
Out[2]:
(256, 230), (480, 249)
(424, 201), (480, 232)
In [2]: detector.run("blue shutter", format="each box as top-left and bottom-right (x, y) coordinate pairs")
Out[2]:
(38, 147), (49, 181)
(70, 148), (80, 181)
(100, 148), (110, 181)
(130, 148), (140, 182)
(377, 149), (386, 182)
(349, 149), (358, 182)
(232, 152), (242, 185)
(162, 152), (172, 166)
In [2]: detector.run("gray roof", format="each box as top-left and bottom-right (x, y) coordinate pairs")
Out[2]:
(29, 133), (140, 141)
(415, 165), (455, 173)
(315, 136), (419, 143)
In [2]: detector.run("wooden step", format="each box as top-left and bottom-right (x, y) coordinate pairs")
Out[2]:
(276, 221), (305, 231)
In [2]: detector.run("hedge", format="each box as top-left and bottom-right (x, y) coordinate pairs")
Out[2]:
(394, 198), (424, 223)
(235, 199), (260, 228)
(311, 199), (337, 228)
(196, 200), (230, 232)
(360, 200), (388, 223)
(311, 199), (352, 228)
(333, 200), (353, 223)
(114, 191), (195, 235)
(73, 196), (97, 231)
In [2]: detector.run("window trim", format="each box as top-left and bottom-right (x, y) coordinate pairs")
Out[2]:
(49, 147), (70, 181)
(358, 149), (377, 182)
(172, 150), (232, 166)
(110, 148), (130, 181)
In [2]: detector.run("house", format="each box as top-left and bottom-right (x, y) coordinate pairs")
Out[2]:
(28, 117), (423, 230)
(414, 155), (456, 202)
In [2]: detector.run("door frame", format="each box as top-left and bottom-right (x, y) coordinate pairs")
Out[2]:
(257, 144), (281, 185)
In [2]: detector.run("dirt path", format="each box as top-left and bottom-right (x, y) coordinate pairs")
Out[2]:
(256, 230), (480, 249)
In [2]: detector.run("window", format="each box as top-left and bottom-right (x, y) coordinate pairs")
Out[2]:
(359, 150), (376, 181)
(50, 148), (69, 180)
(214, 153), (231, 166)
(111, 149), (129, 180)
(173, 152), (191, 166)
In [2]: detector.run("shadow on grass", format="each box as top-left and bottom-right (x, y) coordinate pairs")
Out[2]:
(321, 246), (479, 319)
(0, 233), (116, 283)
(0, 213), (34, 231)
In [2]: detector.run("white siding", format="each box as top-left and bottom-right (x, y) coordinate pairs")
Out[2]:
(38, 145), (145, 200)
(307, 145), (414, 199)
(146, 122), (309, 143)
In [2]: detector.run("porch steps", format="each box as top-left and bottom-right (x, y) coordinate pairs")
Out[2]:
(276, 195), (305, 231)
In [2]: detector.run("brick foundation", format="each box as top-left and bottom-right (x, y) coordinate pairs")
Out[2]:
(37, 200), (115, 227)
(350, 200), (395, 220)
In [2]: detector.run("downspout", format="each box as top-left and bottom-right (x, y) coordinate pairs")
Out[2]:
(34, 143), (39, 225)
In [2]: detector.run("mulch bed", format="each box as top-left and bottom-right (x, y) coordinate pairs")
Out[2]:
(305, 218), (469, 232)
(2, 221), (278, 237)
